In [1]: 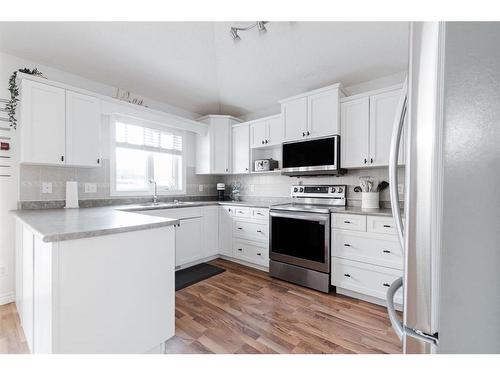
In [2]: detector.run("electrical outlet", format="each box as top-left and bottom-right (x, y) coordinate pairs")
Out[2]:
(0, 265), (6, 278)
(41, 182), (52, 194)
(198, 184), (203, 192)
(85, 183), (97, 193)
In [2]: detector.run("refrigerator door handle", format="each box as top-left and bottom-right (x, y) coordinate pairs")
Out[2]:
(387, 277), (440, 346)
(389, 78), (408, 250)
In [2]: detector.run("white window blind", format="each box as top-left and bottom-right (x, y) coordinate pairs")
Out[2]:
(115, 122), (183, 154)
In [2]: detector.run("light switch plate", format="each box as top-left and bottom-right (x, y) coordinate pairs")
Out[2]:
(198, 184), (203, 192)
(85, 183), (97, 193)
(41, 182), (52, 194)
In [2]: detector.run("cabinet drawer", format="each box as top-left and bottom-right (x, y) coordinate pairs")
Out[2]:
(367, 216), (397, 235)
(233, 239), (269, 267)
(332, 258), (402, 304)
(332, 230), (403, 270)
(233, 220), (268, 242)
(221, 205), (235, 216)
(233, 206), (251, 218)
(332, 214), (367, 231)
(250, 208), (269, 221)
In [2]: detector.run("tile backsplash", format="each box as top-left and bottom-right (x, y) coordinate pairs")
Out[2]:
(222, 167), (405, 207)
(19, 159), (220, 202)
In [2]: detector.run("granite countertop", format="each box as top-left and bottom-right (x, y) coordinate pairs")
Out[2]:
(12, 207), (179, 243)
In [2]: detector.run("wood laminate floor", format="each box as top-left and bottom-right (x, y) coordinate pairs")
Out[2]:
(0, 259), (402, 354)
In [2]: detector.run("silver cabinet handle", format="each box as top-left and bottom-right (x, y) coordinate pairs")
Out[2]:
(389, 77), (407, 251)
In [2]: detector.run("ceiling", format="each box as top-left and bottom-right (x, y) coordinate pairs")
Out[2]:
(0, 22), (409, 117)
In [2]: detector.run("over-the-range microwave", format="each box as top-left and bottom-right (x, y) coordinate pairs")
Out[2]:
(282, 135), (346, 176)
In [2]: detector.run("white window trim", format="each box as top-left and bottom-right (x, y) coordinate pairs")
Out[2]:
(109, 115), (187, 197)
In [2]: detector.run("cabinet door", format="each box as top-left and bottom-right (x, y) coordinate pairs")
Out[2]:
(250, 119), (267, 148)
(369, 89), (401, 167)
(20, 80), (66, 165)
(340, 97), (370, 168)
(232, 124), (250, 173)
(66, 91), (101, 167)
(212, 120), (231, 173)
(266, 115), (283, 146)
(202, 206), (219, 258)
(308, 89), (340, 138)
(282, 97), (307, 141)
(176, 217), (203, 267)
(218, 206), (233, 256)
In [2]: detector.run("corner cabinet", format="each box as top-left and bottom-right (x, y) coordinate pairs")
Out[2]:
(341, 86), (405, 168)
(20, 79), (102, 167)
(280, 84), (344, 142)
(196, 115), (242, 174)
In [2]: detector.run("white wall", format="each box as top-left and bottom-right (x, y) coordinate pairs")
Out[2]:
(0, 51), (205, 305)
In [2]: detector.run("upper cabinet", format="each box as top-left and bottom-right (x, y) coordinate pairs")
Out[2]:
(250, 114), (282, 148)
(20, 79), (102, 167)
(232, 123), (250, 174)
(196, 115), (241, 174)
(341, 85), (404, 168)
(280, 84), (344, 142)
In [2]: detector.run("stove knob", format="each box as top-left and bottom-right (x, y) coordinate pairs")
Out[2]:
(293, 187), (298, 193)
(299, 187), (304, 193)
(331, 187), (336, 193)
(338, 187), (343, 193)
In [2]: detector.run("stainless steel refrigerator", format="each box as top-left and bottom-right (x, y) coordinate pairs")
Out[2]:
(386, 22), (500, 354)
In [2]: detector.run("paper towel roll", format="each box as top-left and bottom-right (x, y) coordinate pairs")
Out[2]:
(65, 181), (79, 208)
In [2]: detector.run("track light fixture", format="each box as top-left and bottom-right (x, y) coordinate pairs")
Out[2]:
(230, 22), (268, 41)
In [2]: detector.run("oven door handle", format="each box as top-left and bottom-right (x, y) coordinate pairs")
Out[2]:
(270, 210), (330, 223)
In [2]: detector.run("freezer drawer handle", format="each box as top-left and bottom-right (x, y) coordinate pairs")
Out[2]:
(386, 277), (439, 346)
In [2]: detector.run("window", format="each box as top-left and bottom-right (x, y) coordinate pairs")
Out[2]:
(110, 117), (185, 196)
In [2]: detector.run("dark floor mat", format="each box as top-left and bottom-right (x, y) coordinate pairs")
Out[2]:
(175, 263), (225, 291)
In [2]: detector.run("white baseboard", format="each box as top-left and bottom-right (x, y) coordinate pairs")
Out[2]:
(219, 255), (269, 272)
(336, 287), (403, 311)
(0, 292), (15, 306)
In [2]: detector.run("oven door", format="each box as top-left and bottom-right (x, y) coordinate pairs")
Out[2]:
(270, 210), (330, 273)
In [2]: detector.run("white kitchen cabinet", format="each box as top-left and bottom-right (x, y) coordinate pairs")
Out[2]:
(308, 89), (341, 138)
(202, 206), (219, 258)
(341, 97), (370, 168)
(250, 115), (283, 148)
(65, 90), (101, 167)
(282, 97), (308, 141)
(218, 206), (234, 256)
(196, 115), (241, 174)
(20, 79), (66, 165)
(280, 84), (344, 142)
(369, 89), (402, 166)
(176, 217), (203, 267)
(21, 227), (34, 352)
(340, 86), (404, 168)
(232, 123), (250, 174)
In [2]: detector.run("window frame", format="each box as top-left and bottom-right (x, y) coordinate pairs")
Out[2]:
(109, 116), (187, 197)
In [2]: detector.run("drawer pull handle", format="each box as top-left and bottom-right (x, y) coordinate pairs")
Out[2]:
(344, 220), (351, 224)
(383, 283), (390, 287)
(344, 243), (351, 247)
(344, 273), (351, 278)
(383, 250), (391, 253)
(257, 230), (263, 233)
(257, 213), (264, 216)
(383, 224), (391, 228)
(238, 248), (243, 251)
(237, 227), (243, 230)
(257, 253), (262, 256)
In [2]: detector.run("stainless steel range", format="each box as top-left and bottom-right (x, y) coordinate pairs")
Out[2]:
(269, 185), (346, 293)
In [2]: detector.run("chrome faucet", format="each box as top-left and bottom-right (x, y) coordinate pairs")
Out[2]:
(149, 179), (158, 204)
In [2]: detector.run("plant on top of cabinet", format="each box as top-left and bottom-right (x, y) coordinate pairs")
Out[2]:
(279, 83), (345, 142)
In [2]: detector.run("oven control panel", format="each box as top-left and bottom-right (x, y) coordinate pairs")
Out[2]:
(290, 185), (346, 199)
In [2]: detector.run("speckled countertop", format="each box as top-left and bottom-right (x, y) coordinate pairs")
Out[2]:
(12, 207), (179, 243)
(12, 200), (396, 243)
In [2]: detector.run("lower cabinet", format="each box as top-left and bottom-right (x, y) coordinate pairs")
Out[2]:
(331, 213), (403, 308)
(233, 239), (269, 267)
(218, 206), (234, 257)
(175, 217), (203, 267)
(202, 206), (219, 258)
